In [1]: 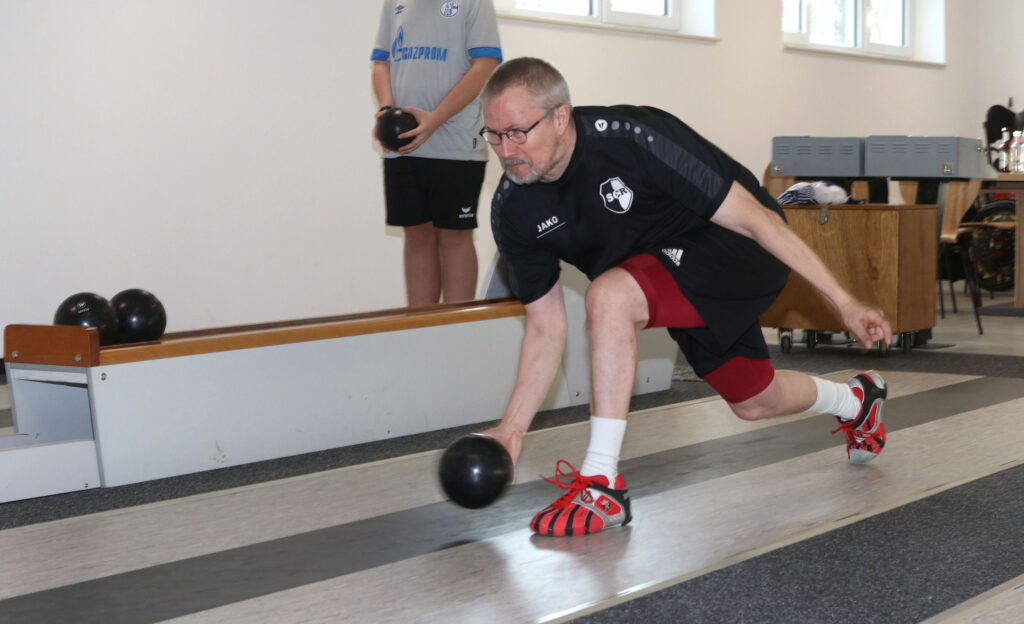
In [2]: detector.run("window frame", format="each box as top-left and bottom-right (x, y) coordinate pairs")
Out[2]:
(861, 0), (911, 57)
(495, 0), (714, 39)
(604, 1), (682, 32)
(782, 0), (915, 61)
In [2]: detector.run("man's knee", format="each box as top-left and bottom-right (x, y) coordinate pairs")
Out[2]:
(704, 356), (776, 419)
(585, 270), (648, 329)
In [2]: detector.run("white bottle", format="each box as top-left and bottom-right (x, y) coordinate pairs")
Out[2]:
(1014, 131), (1024, 173)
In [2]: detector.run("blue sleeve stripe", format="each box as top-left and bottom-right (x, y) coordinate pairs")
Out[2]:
(370, 49), (390, 61)
(468, 47), (502, 61)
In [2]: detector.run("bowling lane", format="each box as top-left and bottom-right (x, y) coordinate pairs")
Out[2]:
(0, 371), (1012, 622)
(159, 397), (1024, 624)
(0, 370), (969, 599)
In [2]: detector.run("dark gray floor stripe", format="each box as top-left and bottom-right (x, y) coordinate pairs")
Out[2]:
(574, 462), (1024, 624)
(1, 376), (1021, 623)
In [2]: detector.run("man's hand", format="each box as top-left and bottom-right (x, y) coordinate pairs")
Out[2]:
(394, 106), (440, 154)
(841, 299), (893, 349)
(476, 424), (525, 466)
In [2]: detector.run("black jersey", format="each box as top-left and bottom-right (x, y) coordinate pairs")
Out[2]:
(490, 105), (789, 350)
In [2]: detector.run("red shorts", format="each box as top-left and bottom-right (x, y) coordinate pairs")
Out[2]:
(618, 253), (775, 403)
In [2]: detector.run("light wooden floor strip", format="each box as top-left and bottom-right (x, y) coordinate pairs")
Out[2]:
(921, 574), (1024, 624)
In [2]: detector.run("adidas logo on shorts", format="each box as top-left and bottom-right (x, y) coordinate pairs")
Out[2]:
(662, 248), (683, 266)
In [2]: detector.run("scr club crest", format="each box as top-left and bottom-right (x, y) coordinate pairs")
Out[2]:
(600, 177), (633, 214)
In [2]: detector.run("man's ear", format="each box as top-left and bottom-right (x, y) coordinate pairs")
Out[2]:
(554, 104), (571, 132)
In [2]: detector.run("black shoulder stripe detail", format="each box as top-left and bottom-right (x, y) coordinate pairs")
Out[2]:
(577, 112), (726, 204)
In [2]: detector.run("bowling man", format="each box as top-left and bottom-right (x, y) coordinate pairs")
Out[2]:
(477, 57), (891, 537)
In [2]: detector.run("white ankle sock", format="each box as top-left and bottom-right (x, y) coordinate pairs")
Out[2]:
(580, 416), (627, 483)
(809, 376), (861, 421)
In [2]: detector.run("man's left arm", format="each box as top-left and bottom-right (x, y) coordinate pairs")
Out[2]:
(710, 181), (893, 348)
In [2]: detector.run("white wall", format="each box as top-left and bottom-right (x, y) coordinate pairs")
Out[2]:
(974, 0), (1024, 120)
(0, 1), (985, 352)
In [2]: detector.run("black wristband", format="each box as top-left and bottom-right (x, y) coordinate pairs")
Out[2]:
(378, 105), (393, 113)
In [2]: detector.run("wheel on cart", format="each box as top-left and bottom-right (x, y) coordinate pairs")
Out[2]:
(803, 330), (817, 351)
(901, 331), (914, 354)
(967, 199), (1016, 293)
(915, 329), (931, 347)
(779, 329), (793, 353)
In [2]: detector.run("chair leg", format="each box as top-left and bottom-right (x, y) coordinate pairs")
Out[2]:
(943, 251), (959, 313)
(959, 241), (984, 335)
(937, 278), (946, 319)
(937, 243), (948, 319)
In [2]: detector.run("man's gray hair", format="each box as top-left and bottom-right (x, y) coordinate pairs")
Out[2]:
(481, 57), (572, 110)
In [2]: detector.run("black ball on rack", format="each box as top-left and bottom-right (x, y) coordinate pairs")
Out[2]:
(110, 288), (167, 344)
(438, 435), (513, 509)
(53, 292), (119, 346)
(376, 107), (418, 151)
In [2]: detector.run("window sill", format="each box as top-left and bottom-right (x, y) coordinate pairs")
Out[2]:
(782, 42), (945, 67)
(496, 11), (718, 42)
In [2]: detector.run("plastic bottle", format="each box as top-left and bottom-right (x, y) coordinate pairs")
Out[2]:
(998, 128), (1011, 172)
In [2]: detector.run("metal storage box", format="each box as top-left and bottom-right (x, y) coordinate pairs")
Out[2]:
(770, 137), (864, 178)
(863, 136), (996, 179)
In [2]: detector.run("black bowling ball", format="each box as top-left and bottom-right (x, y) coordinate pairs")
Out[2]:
(438, 434), (513, 509)
(53, 292), (119, 346)
(376, 107), (418, 151)
(111, 288), (167, 343)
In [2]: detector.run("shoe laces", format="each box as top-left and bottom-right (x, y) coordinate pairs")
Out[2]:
(831, 419), (863, 444)
(541, 460), (595, 509)
(832, 418), (879, 452)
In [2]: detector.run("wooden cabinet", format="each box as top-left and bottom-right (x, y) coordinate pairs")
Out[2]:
(760, 204), (937, 335)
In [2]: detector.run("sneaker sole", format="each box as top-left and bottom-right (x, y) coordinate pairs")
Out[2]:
(849, 448), (879, 464)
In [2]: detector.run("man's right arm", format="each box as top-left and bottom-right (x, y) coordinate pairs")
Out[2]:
(371, 60), (393, 109)
(480, 281), (567, 464)
(371, 61), (395, 148)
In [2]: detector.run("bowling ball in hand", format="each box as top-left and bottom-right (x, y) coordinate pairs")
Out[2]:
(111, 288), (167, 343)
(438, 434), (513, 509)
(376, 107), (418, 151)
(53, 292), (119, 346)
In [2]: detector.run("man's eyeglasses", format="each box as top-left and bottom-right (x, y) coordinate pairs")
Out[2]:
(479, 105), (560, 146)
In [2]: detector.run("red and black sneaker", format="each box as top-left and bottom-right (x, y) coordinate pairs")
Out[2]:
(530, 460), (631, 537)
(832, 370), (887, 464)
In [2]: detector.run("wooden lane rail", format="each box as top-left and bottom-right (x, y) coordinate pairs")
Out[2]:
(4, 297), (524, 368)
(3, 324), (101, 367)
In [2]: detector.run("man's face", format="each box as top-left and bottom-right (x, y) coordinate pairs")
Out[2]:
(482, 86), (565, 185)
